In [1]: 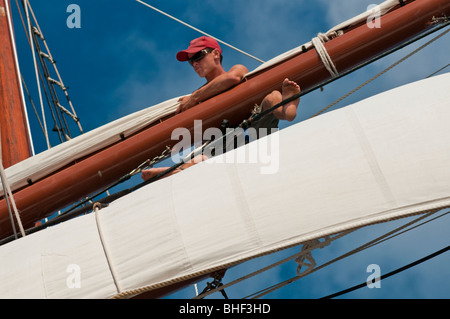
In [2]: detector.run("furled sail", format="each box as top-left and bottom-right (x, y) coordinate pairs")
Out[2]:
(0, 97), (179, 197)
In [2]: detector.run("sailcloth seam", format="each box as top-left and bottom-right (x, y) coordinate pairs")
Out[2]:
(226, 164), (262, 248)
(347, 107), (397, 207)
(168, 176), (195, 273)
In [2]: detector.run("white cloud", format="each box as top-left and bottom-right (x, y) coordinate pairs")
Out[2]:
(317, 0), (376, 27)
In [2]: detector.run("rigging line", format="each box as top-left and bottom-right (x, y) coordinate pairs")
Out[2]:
(16, 5), (59, 144)
(25, 1), (83, 134)
(28, 144), (184, 228)
(8, 14), (449, 243)
(194, 231), (354, 300)
(321, 245), (450, 299)
(426, 62), (450, 78)
(5, 0), (35, 155)
(30, 122), (246, 232)
(13, 23), (450, 243)
(31, 31), (71, 141)
(13, 132), (230, 238)
(134, 0), (265, 63)
(21, 0), (51, 149)
(360, 209), (450, 251)
(11, 143), (195, 237)
(311, 26), (450, 118)
(24, 0), (72, 141)
(244, 209), (443, 299)
(12, 1), (48, 140)
(20, 76), (46, 136)
(199, 209), (449, 299)
(249, 21), (450, 126)
(0, 130), (26, 238)
(1, 172), (17, 239)
(15, 0), (81, 142)
(2, 120), (261, 242)
(0, 168), (22, 238)
(7, 130), (234, 241)
(27, 34), (64, 144)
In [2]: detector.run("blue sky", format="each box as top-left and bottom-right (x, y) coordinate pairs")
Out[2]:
(9, 0), (450, 299)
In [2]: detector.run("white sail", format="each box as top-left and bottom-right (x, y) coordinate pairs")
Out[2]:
(0, 73), (449, 298)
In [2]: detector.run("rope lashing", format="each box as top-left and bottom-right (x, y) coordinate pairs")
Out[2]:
(312, 33), (339, 78)
(311, 26), (450, 118)
(0, 125), (26, 238)
(295, 236), (331, 275)
(0, 165), (26, 238)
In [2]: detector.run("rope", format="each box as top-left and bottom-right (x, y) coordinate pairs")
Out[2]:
(321, 244), (450, 299)
(17, 20), (449, 239)
(248, 24), (450, 126)
(244, 209), (446, 299)
(0, 165), (25, 238)
(5, 0), (35, 156)
(93, 203), (123, 294)
(426, 62), (450, 78)
(11, 9), (449, 238)
(295, 237), (330, 276)
(0, 129), (26, 238)
(105, 126), (449, 299)
(15, 0), (60, 144)
(312, 33), (339, 78)
(311, 26), (450, 118)
(25, 2), (83, 134)
(20, 76), (46, 137)
(135, 0), (265, 63)
(21, 0), (50, 149)
(194, 232), (350, 299)
(15, 0), (83, 145)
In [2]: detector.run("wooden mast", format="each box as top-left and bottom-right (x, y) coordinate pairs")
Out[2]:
(0, 0), (32, 168)
(0, 0), (449, 240)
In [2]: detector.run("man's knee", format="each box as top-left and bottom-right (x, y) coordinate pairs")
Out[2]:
(262, 90), (282, 106)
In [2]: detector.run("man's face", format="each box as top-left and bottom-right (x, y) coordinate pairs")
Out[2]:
(188, 49), (218, 78)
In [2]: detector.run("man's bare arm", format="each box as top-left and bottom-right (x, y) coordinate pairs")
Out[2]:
(177, 64), (248, 113)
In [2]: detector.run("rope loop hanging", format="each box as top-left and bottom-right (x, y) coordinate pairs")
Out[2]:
(295, 236), (331, 275)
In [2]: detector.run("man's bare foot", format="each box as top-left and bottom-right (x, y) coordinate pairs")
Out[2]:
(281, 78), (300, 121)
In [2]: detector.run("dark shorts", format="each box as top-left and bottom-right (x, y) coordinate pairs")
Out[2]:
(250, 110), (279, 140)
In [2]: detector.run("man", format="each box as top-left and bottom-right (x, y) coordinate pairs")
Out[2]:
(141, 36), (300, 181)
(175, 36), (249, 114)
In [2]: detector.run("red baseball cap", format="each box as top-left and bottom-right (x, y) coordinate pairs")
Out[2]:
(176, 36), (222, 62)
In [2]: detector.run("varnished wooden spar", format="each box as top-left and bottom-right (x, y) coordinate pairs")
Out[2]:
(0, 0), (32, 168)
(0, 0), (449, 240)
